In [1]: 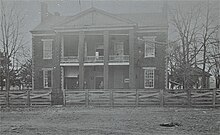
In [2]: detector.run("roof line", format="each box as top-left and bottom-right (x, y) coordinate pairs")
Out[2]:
(58, 7), (136, 27)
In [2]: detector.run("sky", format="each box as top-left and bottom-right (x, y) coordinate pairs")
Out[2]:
(0, 0), (219, 60)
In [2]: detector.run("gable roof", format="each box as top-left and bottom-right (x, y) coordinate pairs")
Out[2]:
(32, 7), (167, 32)
(59, 7), (135, 27)
(190, 66), (212, 77)
(117, 13), (168, 27)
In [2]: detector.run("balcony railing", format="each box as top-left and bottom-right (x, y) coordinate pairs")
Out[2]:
(61, 55), (129, 64)
(84, 56), (104, 63)
(61, 56), (79, 63)
(109, 55), (129, 63)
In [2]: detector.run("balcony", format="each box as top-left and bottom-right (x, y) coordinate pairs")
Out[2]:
(109, 55), (129, 63)
(60, 55), (129, 66)
(84, 56), (104, 63)
(61, 56), (79, 63)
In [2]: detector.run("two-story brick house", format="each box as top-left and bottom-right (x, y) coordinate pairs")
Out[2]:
(31, 3), (168, 103)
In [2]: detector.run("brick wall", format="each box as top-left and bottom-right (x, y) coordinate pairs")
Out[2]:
(32, 34), (62, 104)
(135, 32), (167, 89)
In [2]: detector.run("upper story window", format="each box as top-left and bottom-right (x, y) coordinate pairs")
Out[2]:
(95, 44), (104, 56)
(114, 41), (124, 55)
(144, 37), (155, 57)
(43, 68), (52, 88)
(144, 67), (155, 88)
(42, 39), (53, 59)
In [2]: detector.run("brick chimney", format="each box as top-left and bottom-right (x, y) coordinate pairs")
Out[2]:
(41, 2), (49, 22)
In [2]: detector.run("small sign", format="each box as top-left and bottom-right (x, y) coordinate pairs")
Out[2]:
(124, 78), (129, 83)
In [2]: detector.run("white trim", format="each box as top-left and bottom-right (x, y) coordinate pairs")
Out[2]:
(110, 33), (129, 36)
(108, 62), (129, 65)
(41, 39), (54, 41)
(62, 32), (129, 36)
(144, 68), (155, 88)
(144, 37), (156, 58)
(32, 33), (55, 36)
(55, 24), (134, 29)
(142, 67), (156, 70)
(60, 63), (79, 66)
(55, 27), (134, 33)
(84, 63), (104, 66)
(60, 63), (130, 66)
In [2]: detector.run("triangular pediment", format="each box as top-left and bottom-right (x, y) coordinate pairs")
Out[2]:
(60, 8), (134, 28)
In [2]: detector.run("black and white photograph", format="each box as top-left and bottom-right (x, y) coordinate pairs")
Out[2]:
(0, 0), (219, 134)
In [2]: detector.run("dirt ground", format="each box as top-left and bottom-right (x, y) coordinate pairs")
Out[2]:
(0, 106), (220, 135)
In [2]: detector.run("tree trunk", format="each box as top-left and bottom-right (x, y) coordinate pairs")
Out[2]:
(216, 75), (220, 89)
(5, 58), (10, 107)
(202, 43), (207, 88)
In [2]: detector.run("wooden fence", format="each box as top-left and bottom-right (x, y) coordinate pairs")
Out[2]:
(1, 89), (219, 108)
(0, 90), (52, 107)
(64, 89), (220, 107)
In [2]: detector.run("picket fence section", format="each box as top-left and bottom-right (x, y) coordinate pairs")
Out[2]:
(0, 90), (52, 107)
(64, 89), (220, 107)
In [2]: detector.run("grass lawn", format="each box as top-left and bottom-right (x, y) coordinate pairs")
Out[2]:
(0, 106), (220, 135)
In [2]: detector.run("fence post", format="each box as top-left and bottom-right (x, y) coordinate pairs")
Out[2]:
(85, 89), (89, 107)
(213, 89), (216, 107)
(135, 89), (139, 107)
(63, 89), (66, 106)
(160, 89), (164, 107)
(187, 89), (191, 107)
(49, 89), (52, 106)
(6, 91), (9, 107)
(110, 89), (113, 107)
(27, 90), (30, 107)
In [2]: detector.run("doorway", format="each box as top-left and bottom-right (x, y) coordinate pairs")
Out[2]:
(65, 77), (79, 89)
(95, 76), (104, 89)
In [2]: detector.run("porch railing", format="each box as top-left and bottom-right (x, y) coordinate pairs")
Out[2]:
(60, 55), (129, 64)
(109, 55), (129, 63)
(84, 56), (104, 63)
(61, 56), (78, 63)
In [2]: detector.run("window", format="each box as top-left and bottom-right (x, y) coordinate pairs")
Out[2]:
(144, 68), (155, 88)
(96, 44), (104, 57)
(42, 39), (53, 59)
(43, 69), (52, 88)
(144, 37), (155, 57)
(114, 41), (124, 55)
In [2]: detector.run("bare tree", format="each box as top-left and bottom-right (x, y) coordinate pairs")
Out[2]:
(0, 0), (27, 106)
(169, 1), (219, 89)
(207, 26), (220, 88)
(197, 2), (219, 88)
(169, 4), (201, 89)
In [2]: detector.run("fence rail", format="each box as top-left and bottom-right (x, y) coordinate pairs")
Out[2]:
(64, 89), (220, 107)
(0, 90), (52, 107)
(1, 89), (219, 108)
